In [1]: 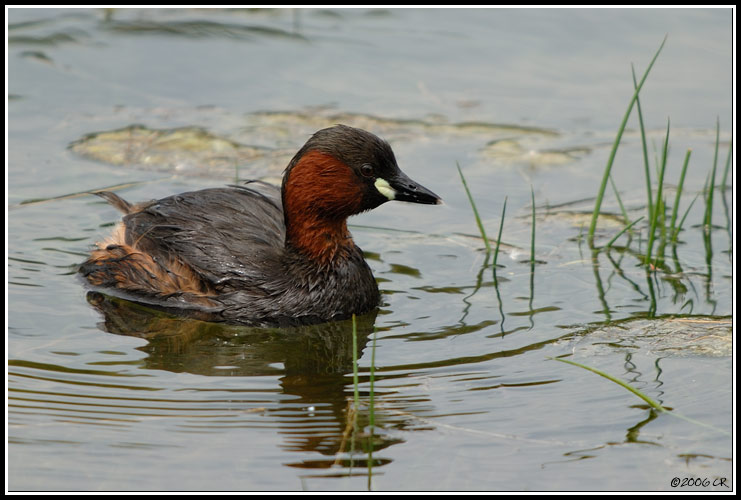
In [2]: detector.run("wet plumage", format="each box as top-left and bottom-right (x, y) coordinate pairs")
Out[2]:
(79, 125), (441, 327)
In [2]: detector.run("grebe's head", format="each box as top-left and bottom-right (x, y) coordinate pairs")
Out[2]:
(281, 125), (441, 262)
(282, 125), (441, 221)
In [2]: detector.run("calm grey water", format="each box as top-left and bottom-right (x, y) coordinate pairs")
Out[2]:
(7, 7), (734, 492)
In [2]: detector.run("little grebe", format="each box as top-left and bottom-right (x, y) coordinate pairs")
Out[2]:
(79, 125), (441, 327)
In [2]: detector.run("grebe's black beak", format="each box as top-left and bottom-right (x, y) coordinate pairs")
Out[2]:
(377, 170), (442, 205)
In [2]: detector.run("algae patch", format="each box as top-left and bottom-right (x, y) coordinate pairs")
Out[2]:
(565, 316), (732, 357)
(69, 125), (277, 178)
(68, 109), (570, 180)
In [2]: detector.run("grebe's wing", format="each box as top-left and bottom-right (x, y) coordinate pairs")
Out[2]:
(121, 183), (285, 286)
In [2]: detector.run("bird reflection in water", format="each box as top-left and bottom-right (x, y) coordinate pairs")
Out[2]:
(86, 291), (402, 472)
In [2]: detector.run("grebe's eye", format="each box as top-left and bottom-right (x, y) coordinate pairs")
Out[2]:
(360, 164), (375, 178)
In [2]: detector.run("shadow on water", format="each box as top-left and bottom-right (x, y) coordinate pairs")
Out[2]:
(85, 291), (400, 473)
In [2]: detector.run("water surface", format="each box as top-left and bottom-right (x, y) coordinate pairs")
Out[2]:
(7, 7), (734, 492)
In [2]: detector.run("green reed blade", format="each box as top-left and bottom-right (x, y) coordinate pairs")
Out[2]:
(669, 149), (692, 243)
(550, 356), (667, 411)
(530, 186), (536, 266)
(644, 118), (670, 267)
(369, 328), (376, 429)
(703, 118), (720, 232)
(457, 163), (491, 254)
(352, 314), (359, 414)
(609, 175), (632, 230)
(655, 195), (669, 268)
(493, 197), (507, 268)
(588, 35), (667, 247)
(632, 63), (653, 224)
(367, 327), (376, 491)
(676, 193), (700, 242)
(720, 137), (732, 191)
(606, 216), (644, 249)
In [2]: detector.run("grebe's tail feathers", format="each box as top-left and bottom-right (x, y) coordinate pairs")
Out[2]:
(93, 191), (135, 214)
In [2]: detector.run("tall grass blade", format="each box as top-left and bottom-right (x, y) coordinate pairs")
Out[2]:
(676, 193), (700, 241)
(632, 63), (653, 224)
(655, 199), (669, 268)
(703, 118), (720, 233)
(644, 118), (670, 267)
(351, 314), (359, 415)
(606, 216), (644, 249)
(720, 137), (732, 191)
(457, 163), (491, 254)
(609, 175), (632, 229)
(588, 35), (667, 247)
(719, 138), (733, 257)
(551, 356), (667, 411)
(528, 187), (537, 329)
(349, 315), (360, 470)
(335, 315), (360, 470)
(369, 328), (377, 429)
(367, 327), (377, 490)
(493, 197), (507, 268)
(530, 186), (536, 267)
(669, 149), (692, 242)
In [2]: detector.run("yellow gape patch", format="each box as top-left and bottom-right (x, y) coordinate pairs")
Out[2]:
(374, 178), (396, 200)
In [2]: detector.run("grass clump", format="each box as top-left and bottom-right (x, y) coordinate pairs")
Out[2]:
(587, 35), (667, 247)
(586, 35), (731, 276)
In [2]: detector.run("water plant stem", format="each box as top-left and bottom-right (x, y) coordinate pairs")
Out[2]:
(606, 216), (644, 249)
(703, 118), (720, 233)
(493, 197), (507, 269)
(530, 186), (536, 267)
(351, 314), (359, 416)
(369, 328), (376, 429)
(669, 149), (692, 242)
(720, 137), (733, 191)
(676, 193), (700, 242)
(367, 328), (377, 490)
(551, 356), (667, 411)
(609, 176), (632, 229)
(632, 63), (654, 225)
(457, 163), (491, 254)
(644, 118), (670, 268)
